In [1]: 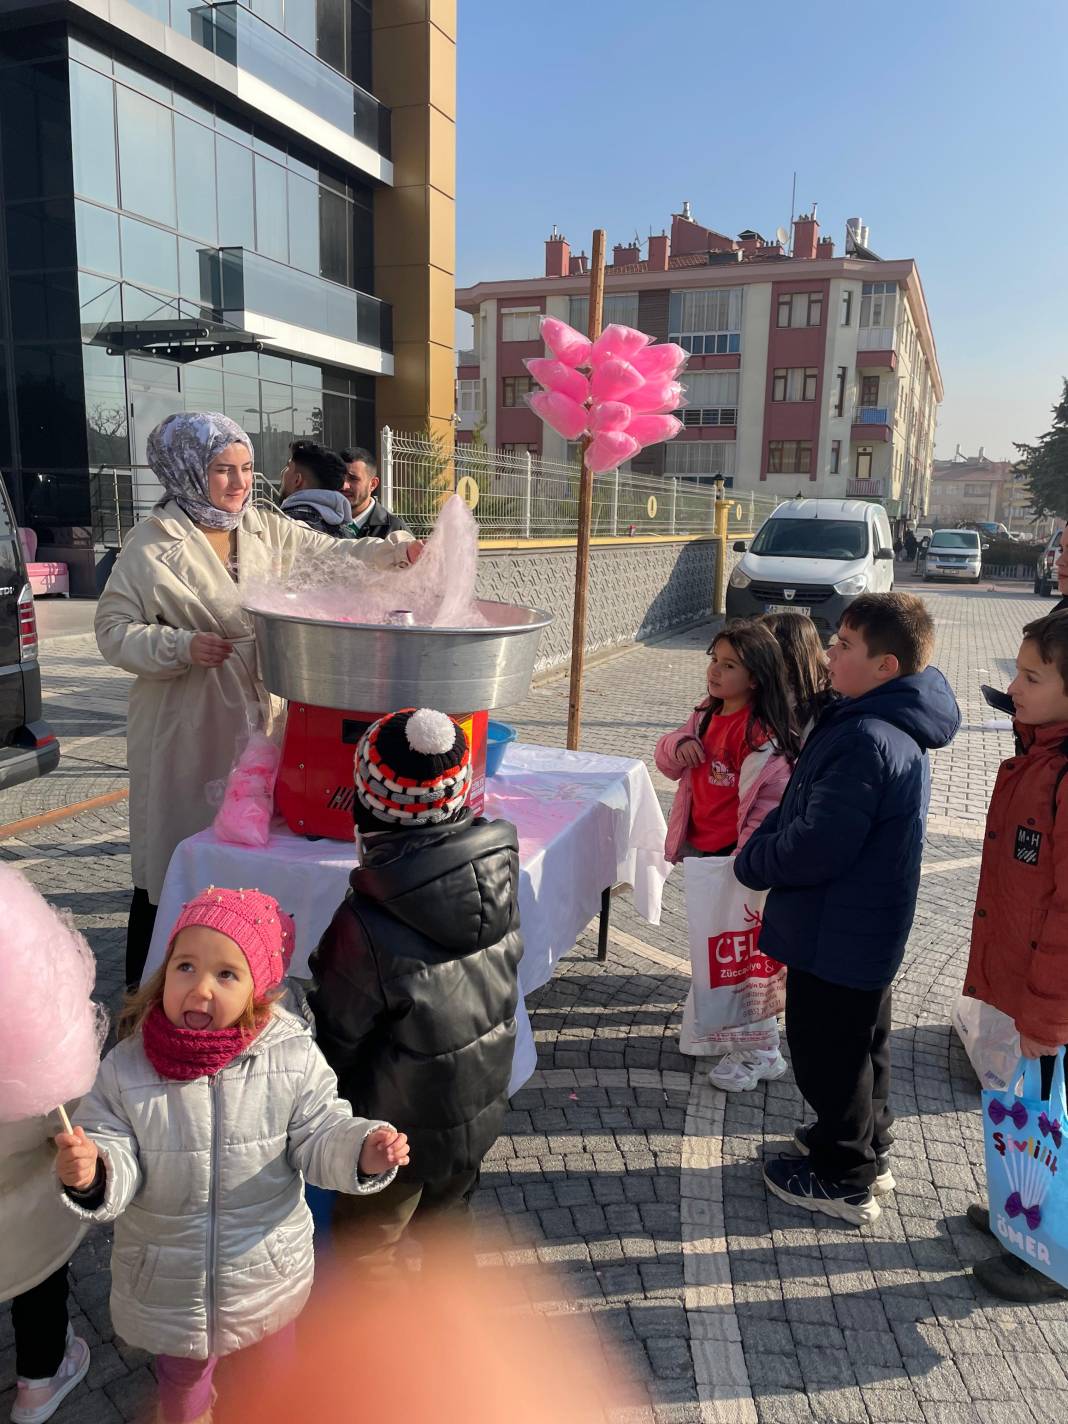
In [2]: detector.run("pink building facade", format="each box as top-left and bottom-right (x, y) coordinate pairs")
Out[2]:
(455, 208), (942, 524)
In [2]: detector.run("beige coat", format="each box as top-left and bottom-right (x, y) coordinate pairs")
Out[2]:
(95, 502), (412, 902)
(1, 1115), (87, 1302)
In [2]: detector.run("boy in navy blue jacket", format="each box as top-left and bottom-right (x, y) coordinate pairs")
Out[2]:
(736, 593), (960, 1225)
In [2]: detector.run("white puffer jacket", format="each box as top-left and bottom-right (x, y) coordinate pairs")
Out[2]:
(60, 1007), (395, 1359)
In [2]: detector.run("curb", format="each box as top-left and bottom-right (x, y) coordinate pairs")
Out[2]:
(0, 788), (128, 842)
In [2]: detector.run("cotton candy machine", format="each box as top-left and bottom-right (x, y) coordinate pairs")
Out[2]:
(248, 600), (552, 840)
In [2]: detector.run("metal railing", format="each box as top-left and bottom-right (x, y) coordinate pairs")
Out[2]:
(854, 406), (890, 425)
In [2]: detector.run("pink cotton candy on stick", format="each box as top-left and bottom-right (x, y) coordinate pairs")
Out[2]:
(631, 343), (688, 381)
(588, 401), (633, 434)
(214, 732), (280, 848)
(590, 324), (652, 365)
(524, 358), (589, 404)
(0, 864), (107, 1123)
(626, 413), (684, 447)
(585, 432), (640, 474)
(628, 379), (686, 413)
(590, 358), (644, 403)
(527, 389), (590, 440)
(539, 316), (593, 368)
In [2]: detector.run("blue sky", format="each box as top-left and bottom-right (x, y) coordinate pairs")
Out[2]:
(455, 0), (1068, 461)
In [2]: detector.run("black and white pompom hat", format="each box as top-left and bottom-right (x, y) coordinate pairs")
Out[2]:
(354, 707), (471, 826)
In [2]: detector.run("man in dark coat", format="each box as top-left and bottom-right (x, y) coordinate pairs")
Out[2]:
(309, 707), (522, 1275)
(736, 593), (960, 1227)
(279, 440), (354, 536)
(340, 447), (411, 539)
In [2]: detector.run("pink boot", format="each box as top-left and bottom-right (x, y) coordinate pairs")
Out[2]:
(11, 1329), (90, 1424)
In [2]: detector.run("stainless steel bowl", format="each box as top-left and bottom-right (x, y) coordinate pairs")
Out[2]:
(247, 599), (553, 711)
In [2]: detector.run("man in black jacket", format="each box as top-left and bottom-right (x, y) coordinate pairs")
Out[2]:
(279, 440), (354, 536)
(309, 707), (522, 1276)
(340, 447), (411, 539)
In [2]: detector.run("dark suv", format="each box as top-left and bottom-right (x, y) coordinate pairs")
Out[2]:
(0, 475), (59, 789)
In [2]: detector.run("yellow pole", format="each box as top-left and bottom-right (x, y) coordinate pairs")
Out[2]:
(711, 477), (730, 614)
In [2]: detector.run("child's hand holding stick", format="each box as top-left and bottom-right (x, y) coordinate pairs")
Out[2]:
(55, 1125), (100, 1190)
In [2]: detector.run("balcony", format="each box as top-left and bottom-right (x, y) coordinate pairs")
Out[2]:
(189, 2), (390, 160)
(848, 478), (885, 499)
(851, 406), (892, 443)
(203, 247), (392, 373)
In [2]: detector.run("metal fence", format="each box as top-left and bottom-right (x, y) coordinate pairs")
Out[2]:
(381, 427), (782, 541)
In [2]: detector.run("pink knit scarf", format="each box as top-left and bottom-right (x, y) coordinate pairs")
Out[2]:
(141, 1003), (264, 1082)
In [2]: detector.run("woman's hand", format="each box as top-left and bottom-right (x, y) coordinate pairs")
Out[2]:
(189, 632), (234, 667)
(1020, 1032), (1061, 1060)
(675, 737), (706, 769)
(55, 1126), (99, 1190)
(359, 1127), (410, 1176)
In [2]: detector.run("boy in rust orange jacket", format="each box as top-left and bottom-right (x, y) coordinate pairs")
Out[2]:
(965, 609), (1068, 1303)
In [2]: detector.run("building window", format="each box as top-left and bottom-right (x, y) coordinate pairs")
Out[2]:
(772, 367), (818, 402)
(830, 439), (841, 474)
(860, 375), (880, 407)
(680, 370), (738, 426)
(502, 375), (534, 406)
(569, 292), (638, 332)
(501, 309), (541, 342)
(456, 379), (481, 414)
(767, 440), (813, 475)
(964, 482), (987, 497)
(856, 449), (873, 480)
(668, 288), (743, 354)
(834, 366), (847, 417)
(841, 290), (853, 326)
(502, 443), (539, 456)
(860, 281), (897, 327)
(665, 440), (737, 478)
(776, 292), (823, 328)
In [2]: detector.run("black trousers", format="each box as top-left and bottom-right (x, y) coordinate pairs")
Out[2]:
(11, 1265), (69, 1380)
(126, 886), (158, 990)
(785, 968), (894, 1191)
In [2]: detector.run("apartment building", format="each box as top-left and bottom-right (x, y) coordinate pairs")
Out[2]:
(0, 0), (455, 590)
(929, 448), (1047, 533)
(455, 206), (942, 527)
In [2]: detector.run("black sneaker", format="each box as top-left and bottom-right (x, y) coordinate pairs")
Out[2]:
(973, 1250), (1068, 1302)
(793, 1125), (896, 1197)
(764, 1155), (881, 1226)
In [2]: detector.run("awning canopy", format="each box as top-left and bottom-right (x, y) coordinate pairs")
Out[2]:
(94, 319), (264, 364)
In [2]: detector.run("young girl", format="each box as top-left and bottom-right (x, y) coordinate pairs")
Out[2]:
(656, 620), (799, 1091)
(54, 887), (410, 1424)
(759, 610), (834, 738)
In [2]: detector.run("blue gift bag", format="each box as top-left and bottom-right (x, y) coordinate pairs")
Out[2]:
(983, 1050), (1068, 1285)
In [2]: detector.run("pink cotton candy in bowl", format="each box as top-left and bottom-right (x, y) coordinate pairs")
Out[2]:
(0, 863), (107, 1122)
(626, 413), (683, 447)
(539, 316), (592, 368)
(628, 379), (686, 413)
(590, 358), (644, 403)
(588, 401), (633, 434)
(585, 432), (640, 474)
(590, 324), (652, 365)
(527, 389), (590, 441)
(525, 358), (589, 405)
(631, 343), (688, 381)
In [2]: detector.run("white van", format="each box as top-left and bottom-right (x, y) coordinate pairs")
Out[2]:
(726, 498), (895, 639)
(923, 528), (982, 584)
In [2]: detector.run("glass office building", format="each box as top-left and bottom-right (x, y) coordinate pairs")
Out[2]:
(0, 0), (393, 589)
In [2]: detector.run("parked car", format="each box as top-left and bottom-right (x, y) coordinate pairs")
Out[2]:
(0, 475), (59, 790)
(726, 497), (895, 640)
(1034, 528), (1063, 597)
(923, 528), (983, 584)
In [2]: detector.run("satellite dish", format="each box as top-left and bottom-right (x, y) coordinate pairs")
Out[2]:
(776, 226), (789, 246)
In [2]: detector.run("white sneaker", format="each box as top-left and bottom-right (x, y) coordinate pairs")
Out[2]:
(11, 1330), (90, 1424)
(708, 1049), (788, 1092)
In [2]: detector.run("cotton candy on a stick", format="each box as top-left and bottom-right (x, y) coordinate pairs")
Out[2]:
(0, 864), (107, 1124)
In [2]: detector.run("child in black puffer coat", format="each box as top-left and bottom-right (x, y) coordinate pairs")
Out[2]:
(309, 707), (523, 1274)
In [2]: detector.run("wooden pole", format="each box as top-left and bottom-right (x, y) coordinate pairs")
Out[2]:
(566, 229), (606, 751)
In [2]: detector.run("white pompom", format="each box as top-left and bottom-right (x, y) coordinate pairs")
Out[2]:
(406, 708), (457, 756)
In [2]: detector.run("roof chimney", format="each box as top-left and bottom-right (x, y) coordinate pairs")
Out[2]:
(816, 237), (834, 259)
(978, 445), (985, 461)
(681, 200), (693, 221)
(648, 231), (669, 271)
(612, 241), (640, 267)
(569, 251), (588, 276)
(792, 212), (819, 261)
(544, 226), (570, 279)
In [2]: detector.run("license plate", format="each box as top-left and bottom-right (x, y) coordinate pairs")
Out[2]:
(766, 603), (811, 615)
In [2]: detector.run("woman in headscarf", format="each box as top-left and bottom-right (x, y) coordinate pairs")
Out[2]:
(96, 412), (419, 988)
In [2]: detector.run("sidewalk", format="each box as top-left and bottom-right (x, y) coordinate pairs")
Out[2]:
(2, 586), (1065, 1423)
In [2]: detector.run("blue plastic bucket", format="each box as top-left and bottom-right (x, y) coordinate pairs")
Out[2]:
(485, 720), (517, 777)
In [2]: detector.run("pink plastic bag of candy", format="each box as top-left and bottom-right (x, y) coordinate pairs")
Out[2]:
(211, 710), (281, 847)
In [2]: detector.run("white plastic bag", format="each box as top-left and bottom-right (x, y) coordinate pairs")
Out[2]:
(952, 994), (1020, 1092)
(679, 856), (785, 1056)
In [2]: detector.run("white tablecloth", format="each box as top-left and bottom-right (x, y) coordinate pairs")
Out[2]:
(146, 743), (671, 1094)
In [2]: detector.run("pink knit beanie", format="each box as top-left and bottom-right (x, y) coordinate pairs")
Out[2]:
(167, 886), (296, 997)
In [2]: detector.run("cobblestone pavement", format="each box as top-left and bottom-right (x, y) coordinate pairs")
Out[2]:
(2, 583), (1066, 1423)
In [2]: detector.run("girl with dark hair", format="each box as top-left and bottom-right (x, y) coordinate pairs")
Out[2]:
(759, 610), (834, 737)
(656, 620), (799, 1090)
